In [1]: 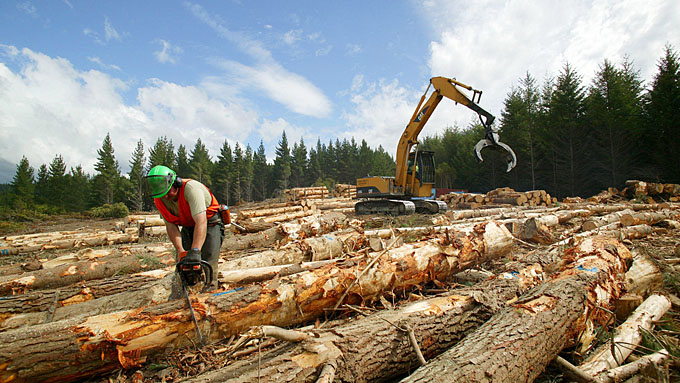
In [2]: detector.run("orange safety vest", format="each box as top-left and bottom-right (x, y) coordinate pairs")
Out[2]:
(154, 179), (220, 227)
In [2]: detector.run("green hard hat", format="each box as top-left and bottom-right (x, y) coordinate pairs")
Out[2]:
(145, 165), (177, 198)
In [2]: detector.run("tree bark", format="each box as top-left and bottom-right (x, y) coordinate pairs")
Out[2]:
(0, 222), (512, 383)
(400, 236), (630, 383)
(0, 250), (175, 296)
(0, 269), (172, 330)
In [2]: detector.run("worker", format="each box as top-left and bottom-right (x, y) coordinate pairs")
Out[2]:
(144, 165), (224, 289)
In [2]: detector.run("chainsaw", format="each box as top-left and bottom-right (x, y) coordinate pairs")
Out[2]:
(176, 249), (213, 345)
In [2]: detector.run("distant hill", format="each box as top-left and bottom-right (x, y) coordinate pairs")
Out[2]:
(0, 158), (15, 184)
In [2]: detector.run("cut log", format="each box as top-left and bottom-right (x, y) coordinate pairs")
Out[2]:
(578, 294), (671, 377)
(0, 268), (171, 325)
(581, 209), (634, 232)
(0, 222), (512, 383)
(184, 265), (545, 383)
(258, 209), (315, 223)
(400, 236), (629, 383)
(237, 205), (303, 220)
(519, 217), (554, 244)
(0, 270), (174, 330)
(0, 249), (175, 296)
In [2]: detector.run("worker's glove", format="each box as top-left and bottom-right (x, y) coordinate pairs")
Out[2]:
(177, 248), (203, 286)
(185, 248), (202, 263)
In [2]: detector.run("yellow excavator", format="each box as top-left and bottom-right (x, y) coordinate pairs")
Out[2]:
(355, 76), (517, 215)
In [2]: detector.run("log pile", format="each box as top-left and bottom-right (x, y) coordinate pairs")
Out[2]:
(439, 187), (556, 209)
(334, 183), (357, 198)
(283, 186), (330, 201)
(0, 196), (678, 383)
(622, 180), (680, 203)
(0, 227), (139, 255)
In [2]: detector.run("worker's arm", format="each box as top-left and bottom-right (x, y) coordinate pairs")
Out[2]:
(165, 221), (184, 254)
(190, 211), (208, 251)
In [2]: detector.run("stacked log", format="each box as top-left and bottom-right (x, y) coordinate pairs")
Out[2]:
(283, 186), (329, 201)
(622, 180), (680, 203)
(235, 201), (318, 226)
(439, 187), (555, 209)
(334, 183), (357, 198)
(311, 197), (356, 212)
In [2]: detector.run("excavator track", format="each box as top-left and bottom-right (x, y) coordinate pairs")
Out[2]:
(354, 199), (416, 215)
(413, 199), (448, 214)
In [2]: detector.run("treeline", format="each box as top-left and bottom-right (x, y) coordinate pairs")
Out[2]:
(2, 131), (396, 213)
(2, 45), (679, 213)
(423, 45), (680, 198)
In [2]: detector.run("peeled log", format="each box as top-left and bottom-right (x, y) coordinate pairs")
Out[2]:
(401, 236), (629, 383)
(0, 222), (512, 383)
(579, 294), (671, 377)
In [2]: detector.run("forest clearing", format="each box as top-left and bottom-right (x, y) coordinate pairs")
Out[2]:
(0, 180), (679, 383)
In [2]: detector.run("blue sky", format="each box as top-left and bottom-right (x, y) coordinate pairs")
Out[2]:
(1, 0), (678, 182)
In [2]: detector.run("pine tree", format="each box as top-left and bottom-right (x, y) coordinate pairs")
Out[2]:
(645, 44), (680, 183)
(48, 154), (68, 209)
(242, 145), (254, 202)
(213, 141), (233, 205)
(128, 140), (146, 211)
(500, 72), (542, 191)
(188, 138), (213, 187)
(271, 131), (292, 194)
(290, 138), (308, 187)
(34, 164), (49, 204)
(545, 63), (587, 197)
(148, 136), (176, 170)
(93, 133), (121, 205)
(11, 156), (35, 207)
(586, 59), (644, 189)
(252, 141), (269, 200)
(66, 166), (90, 212)
(175, 145), (192, 176)
(231, 143), (243, 203)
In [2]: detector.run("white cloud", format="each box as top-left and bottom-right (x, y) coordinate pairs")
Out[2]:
(62, 0), (73, 9)
(154, 39), (183, 64)
(345, 43), (362, 56)
(420, 0), (680, 123)
(283, 29), (302, 45)
(88, 56), (121, 71)
(187, 2), (332, 117)
(104, 17), (121, 42)
(137, 78), (258, 153)
(214, 59), (332, 118)
(17, 2), (37, 16)
(341, 78), (421, 155)
(0, 47), (259, 175)
(83, 17), (123, 46)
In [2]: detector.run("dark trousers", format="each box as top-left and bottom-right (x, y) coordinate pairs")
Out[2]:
(180, 223), (224, 285)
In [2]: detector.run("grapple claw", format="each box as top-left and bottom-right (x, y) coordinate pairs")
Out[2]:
(474, 138), (517, 172)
